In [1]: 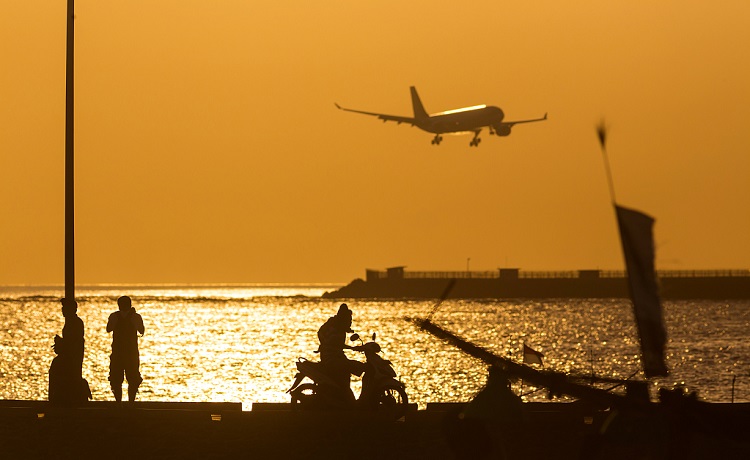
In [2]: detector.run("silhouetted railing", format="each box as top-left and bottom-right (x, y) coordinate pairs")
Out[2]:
(365, 268), (750, 281)
(516, 271), (580, 279)
(657, 269), (750, 278)
(404, 271), (499, 279)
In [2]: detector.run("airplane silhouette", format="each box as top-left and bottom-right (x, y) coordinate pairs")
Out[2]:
(336, 86), (547, 146)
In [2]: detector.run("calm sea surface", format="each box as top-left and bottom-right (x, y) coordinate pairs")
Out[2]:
(1, 285), (748, 409)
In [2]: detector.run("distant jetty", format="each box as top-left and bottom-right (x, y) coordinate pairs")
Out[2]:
(323, 267), (750, 300)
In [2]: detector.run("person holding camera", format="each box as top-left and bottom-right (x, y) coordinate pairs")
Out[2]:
(107, 295), (145, 402)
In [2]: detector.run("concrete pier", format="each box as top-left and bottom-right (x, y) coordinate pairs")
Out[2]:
(1, 400), (600, 459)
(3, 400), (749, 459)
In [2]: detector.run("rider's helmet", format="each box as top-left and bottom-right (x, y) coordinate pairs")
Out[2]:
(337, 303), (353, 333)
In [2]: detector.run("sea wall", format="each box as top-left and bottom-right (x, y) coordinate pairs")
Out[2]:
(323, 271), (750, 300)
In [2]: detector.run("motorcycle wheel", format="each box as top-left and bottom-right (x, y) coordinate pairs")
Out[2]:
(379, 382), (409, 406)
(290, 382), (316, 409)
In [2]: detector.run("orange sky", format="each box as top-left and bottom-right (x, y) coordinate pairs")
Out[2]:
(1, 1), (749, 284)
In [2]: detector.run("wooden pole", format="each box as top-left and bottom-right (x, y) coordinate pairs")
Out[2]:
(408, 317), (650, 410)
(596, 120), (617, 205)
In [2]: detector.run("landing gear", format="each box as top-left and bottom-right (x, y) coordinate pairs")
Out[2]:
(431, 134), (443, 145)
(469, 132), (482, 147)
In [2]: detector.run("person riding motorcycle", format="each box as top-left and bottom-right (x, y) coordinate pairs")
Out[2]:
(317, 303), (366, 401)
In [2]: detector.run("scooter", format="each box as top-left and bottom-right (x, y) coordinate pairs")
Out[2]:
(288, 332), (408, 411)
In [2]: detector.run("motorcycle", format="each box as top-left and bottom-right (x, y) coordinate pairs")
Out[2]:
(288, 332), (409, 412)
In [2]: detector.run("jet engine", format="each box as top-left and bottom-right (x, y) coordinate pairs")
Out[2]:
(492, 124), (512, 136)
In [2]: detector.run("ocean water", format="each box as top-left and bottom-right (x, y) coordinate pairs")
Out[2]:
(1, 285), (748, 409)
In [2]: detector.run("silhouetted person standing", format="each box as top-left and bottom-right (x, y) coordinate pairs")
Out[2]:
(49, 298), (91, 405)
(107, 296), (145, 402)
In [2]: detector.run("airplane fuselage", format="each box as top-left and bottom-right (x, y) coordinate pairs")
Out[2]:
(417, 106), (505, 134)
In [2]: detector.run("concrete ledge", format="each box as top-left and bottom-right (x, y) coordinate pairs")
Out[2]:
(426, 402), (466, 411)
(0, 399), (242, 412)
(4, 399), (748, 459)
(250, 401), (418, 413)
(251, 402), (292, 411)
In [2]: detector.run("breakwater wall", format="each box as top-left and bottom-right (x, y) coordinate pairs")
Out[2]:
(323, 268), (750, 300)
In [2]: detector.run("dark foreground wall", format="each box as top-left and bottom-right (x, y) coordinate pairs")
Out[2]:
(2, 400), (749, 460)
(0, 401), (601, 460)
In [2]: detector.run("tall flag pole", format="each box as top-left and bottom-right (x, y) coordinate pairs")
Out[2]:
(65, 0), (75, 301)
(597, 122), (668, 378)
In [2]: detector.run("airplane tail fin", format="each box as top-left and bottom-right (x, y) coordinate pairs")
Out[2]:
(410, 86), (429, 120)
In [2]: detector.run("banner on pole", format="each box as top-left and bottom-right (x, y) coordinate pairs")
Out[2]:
(615, 205), (668, 378)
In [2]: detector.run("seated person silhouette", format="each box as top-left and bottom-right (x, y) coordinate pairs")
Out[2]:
(49, 298), (92, 405)
(448, 366), (524, 460)
(317, 303), (366, 402)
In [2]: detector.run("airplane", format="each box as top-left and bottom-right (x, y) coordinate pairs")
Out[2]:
(335, 86), (547, 147)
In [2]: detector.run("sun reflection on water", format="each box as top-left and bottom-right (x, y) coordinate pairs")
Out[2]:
(1, 287), (749, 408)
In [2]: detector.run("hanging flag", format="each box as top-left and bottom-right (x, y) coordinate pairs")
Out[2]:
(616, 205), (669, 378)
(523, 343), (544, 366)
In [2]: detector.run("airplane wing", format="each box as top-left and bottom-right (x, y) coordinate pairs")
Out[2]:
(503, 112), (548, 127)
(335, 103), (416, 126)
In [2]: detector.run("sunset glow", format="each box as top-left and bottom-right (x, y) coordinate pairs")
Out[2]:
(1, 2), (748, 284)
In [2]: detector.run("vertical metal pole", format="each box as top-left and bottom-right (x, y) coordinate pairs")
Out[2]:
(65, 0), (75, 301)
